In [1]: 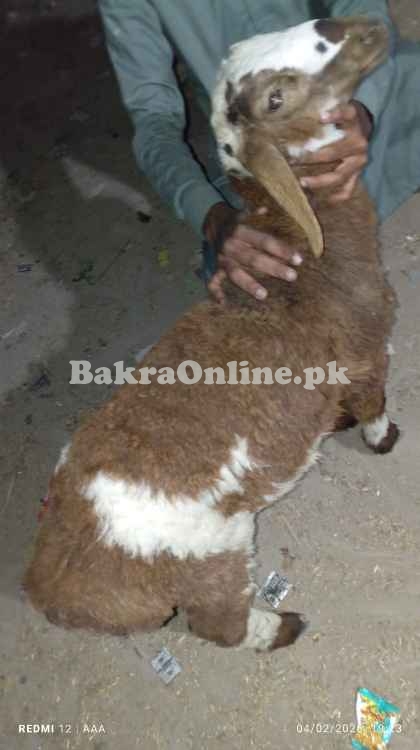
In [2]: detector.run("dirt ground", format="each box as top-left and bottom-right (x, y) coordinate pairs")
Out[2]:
(1, 2), (419, 749)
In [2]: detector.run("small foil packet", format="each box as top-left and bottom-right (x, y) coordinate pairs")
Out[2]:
(352, 688), (400, 750)
(258, 571), (292, 609)
(151, 648), (182, 685)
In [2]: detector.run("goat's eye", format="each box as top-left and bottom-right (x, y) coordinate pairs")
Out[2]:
(268, 89), (283, 111)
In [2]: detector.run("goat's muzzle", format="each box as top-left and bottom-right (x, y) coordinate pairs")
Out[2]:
(331, 17), (389, 75)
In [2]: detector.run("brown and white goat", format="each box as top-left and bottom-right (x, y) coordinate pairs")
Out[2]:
(24, 17), (399, 651)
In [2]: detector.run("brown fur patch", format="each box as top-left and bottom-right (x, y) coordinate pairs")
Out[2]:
(315, 19), (346, 43)
(334, 413), (359, 432)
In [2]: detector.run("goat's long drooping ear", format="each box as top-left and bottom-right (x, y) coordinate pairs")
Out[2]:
(244, 136), (324, 258)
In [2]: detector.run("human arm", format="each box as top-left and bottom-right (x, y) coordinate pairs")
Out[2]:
(99, 0), (301, 299)
(98, 0), (223, 236)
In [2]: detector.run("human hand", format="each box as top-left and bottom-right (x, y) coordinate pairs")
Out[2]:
(300, 101), (373, 203)
(202, 202), (302, 304)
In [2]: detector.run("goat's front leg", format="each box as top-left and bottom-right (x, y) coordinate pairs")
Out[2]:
(181, 551), (305, 651)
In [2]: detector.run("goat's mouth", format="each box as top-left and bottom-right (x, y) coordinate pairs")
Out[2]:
(316, 18), (389, 105)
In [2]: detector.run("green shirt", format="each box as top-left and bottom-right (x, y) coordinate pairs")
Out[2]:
(99, 1), (416, 234)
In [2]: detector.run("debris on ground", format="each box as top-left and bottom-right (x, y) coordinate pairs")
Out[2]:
(62, 156), (152, 214)
(72, 260), (95, 285)
(69, 109), (90, 122)
(137, 210), (151, 223)
(151, 648), (182, 685)
(135, 343), (154, 362)
(352, 687), (400, 750)
(157, 248), (170, 269)
(1, 321), (27, 342)
(280, 547), (296, 570)
(184, 271), (203, 296)
(258, 571), (292, 608)
(29, 371), (51, 392)
(407, 270), (420, 288)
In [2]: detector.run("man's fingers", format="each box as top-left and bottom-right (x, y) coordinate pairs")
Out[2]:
(234, 225), (302, 265)
(210, 220), (302, 301)
(300, 169), (346, 191)
(302, 135), (367, 165)
(328, 173), (359, 203)
(227, 266), (268, 300)
(247, 252), (298, 281)
(223, 241), (298, 280)
(207, 270), (227, 304)
(301, 154), (367, 190)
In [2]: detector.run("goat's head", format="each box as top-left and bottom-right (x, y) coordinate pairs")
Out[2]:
(211, 17), (389, 258)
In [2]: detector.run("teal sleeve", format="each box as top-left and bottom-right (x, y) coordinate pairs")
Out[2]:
(98, 0), (223, 236)
(325, 0), (396, 123)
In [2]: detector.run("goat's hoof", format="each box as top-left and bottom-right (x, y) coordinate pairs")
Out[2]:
(366, 420), (400, 455)
(269, 612), (308, 651)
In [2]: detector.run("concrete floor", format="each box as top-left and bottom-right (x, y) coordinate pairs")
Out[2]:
(1, 3), (419, 749)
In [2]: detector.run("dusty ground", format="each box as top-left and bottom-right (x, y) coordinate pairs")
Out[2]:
(1, 2), (419, 749)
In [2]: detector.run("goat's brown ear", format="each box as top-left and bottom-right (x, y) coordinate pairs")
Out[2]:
(243, 138), (324, 258)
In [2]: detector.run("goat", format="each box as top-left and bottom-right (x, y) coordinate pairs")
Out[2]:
(24, 17), (399, 652)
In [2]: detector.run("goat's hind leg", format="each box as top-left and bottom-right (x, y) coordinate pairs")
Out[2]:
(350, 355), (399, 454)
(182, 551), (305, 651)
(362, 409), (400, 454)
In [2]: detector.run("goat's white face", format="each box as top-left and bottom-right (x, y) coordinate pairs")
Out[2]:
(211, 17), (389, 259)
(212, 17), (389, 174)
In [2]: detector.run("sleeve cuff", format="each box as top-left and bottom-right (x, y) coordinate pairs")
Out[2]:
(174, 180), (224, 237)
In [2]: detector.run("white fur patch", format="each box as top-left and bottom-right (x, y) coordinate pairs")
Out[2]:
(288, 123), (344, 158)
(225, 20), (344, 82)
(198, 436), (256, 504)
(84, 472), (254, 561)
(263, 434), (325, 504)
(362, 414), (390, 447)
(241, 608), (280, 650)
(210, 81), (248, 175)
(83, 435), (256, 560)
(54, 443), (70, 474)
